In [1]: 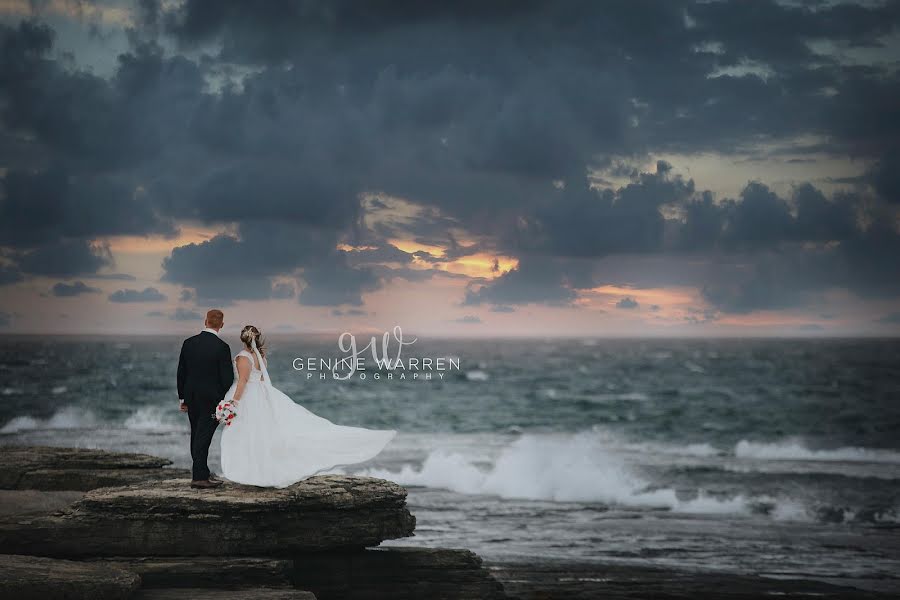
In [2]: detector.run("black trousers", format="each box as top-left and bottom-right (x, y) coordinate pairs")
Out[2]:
(188, 401), (219, 481)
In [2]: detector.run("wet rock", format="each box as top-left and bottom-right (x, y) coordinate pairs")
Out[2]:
(0, 553), (141, 600)
(291, 547), (507, 600)
(0, 489), (84, 517)
(0, 476), (416, 557)
(0, 445), (187, 491)
(134, 588), (316, 599)
(94, 556), (293, 589)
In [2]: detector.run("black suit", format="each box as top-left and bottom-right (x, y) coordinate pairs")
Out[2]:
(177, 331), (234, 481)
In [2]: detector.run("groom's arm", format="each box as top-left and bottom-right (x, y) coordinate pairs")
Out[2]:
(218, 343), (234, 396)
(177, 341), (187, 402)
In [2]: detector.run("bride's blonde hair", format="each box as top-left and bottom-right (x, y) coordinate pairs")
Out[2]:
(240, 325), (265, 356)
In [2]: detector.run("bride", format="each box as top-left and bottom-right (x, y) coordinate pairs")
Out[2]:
(220, 325), (395, 488)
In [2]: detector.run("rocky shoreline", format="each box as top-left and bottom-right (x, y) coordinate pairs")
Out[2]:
(0, 445), (505, 599)
(1, 445), (895, 599)
(1, 476), (416, 557)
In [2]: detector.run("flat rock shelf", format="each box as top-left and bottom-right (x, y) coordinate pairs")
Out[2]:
(0, 554), (141, 600)
(0, 445), (509, 599)
(0, 476), (416, 556)
(1, 445), (189, 491)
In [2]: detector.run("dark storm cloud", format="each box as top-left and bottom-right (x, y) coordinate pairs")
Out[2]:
(700, 259), (817, 315)
(366, 204), (465, 250)
(1, 1), (899, 315)
(466, 164), (865, 307)
(686, 185), (899, 313)
(150, 0), (900, 158)
(869, 149), (900, 204)
(468, 169), (899, 310)
(297, 257), (379, 307)
(162, 234), (280, 302)
(0, 311), (10, 327)
(720, 183), (796, 247)
(508, 161), (694, 258)
(0, 265), (23, 286)
(464, 257), (593, 307)
(698, 226), (900, 314)
(344, 243), (413, 266)
(17, 240), (113, 277)
(108, 287), (167, 303)
(837, 222), (900, 299)
(369, 264), (466, 284)
(791, 184), (858, 242)
(616, 298), (639, 310)
(177, 158), (363, 228)
(674, 181), (862, 251)
(0, 22), (164, 169)
(3, 18), (365, 286)
(0, 22), (175, 279)
(51, 281), (101, 297)
(161, 222), (378, 304)
(0, 165), (174, 247)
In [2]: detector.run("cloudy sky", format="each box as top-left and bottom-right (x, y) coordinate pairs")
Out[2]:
(0, 0), (898, 336)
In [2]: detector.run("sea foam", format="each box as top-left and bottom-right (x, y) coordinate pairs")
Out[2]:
(734, 439), (900, 464)
(363, 432), (756, 515)
(0, 406), (97, 433)
(123, 406), (180, 431)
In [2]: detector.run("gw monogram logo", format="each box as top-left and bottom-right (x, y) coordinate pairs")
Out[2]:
(293, 326), (461, 381)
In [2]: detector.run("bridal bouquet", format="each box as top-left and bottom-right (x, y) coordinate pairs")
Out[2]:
(215, 400), (237, 427)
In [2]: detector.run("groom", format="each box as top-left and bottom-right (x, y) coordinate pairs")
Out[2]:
(177, 309), (234, 489)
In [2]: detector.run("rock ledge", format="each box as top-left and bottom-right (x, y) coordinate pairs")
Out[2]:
(1, 446), (185, 491)
(0, 476), (416, 557)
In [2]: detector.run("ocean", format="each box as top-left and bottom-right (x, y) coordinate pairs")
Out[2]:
(2, 336), (899, 590)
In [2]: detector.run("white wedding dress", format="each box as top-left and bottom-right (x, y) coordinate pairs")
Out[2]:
(220, 343), (395, 488)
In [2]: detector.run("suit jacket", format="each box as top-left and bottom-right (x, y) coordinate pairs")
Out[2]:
(177, 331), (234, 408)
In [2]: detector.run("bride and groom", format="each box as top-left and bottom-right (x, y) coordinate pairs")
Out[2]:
(177, 309), (395, 489)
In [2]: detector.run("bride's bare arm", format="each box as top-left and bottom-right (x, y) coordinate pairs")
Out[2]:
(233, 356), (252, 403)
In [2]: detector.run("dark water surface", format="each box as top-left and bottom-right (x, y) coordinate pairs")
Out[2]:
(2, 336), (898, 590)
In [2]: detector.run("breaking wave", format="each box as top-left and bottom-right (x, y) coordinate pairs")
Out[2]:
(0, 406), (98, 434)
(0, 405), (183, 434)
(362, 433), (807, 518)
(123, 406), (182, 431)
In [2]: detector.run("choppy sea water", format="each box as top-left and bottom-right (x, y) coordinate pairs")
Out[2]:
(1, 336), (899, 590)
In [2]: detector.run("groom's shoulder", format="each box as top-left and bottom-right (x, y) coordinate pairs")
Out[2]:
(182, 333), (204, 347)
(183, 331), (228, 348)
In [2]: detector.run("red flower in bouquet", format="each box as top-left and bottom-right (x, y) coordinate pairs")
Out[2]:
(215, 400), (238, 427)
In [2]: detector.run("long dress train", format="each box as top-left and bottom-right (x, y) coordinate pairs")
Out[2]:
(220, 343), (395, 488)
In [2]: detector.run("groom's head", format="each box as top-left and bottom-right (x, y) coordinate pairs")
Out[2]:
(205, 309), (224, 331)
